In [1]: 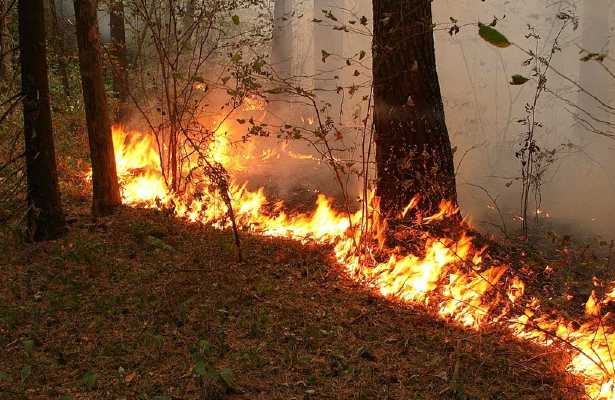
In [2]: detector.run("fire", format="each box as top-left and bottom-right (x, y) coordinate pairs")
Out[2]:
(92, 125), (615, 399)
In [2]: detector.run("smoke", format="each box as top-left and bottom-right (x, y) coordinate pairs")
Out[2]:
(116, 0), (614, 238)
(430, 0), (615, 239)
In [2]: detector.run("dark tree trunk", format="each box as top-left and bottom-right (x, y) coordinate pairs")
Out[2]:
(49, 0), (71, 97)
(372, 0), (457, 218)
(73, 0), (122, 216)
(18, 0), (66, 240)
(109, 0), (129, 120)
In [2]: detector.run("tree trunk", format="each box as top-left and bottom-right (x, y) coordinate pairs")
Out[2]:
(109, 0), (129, 120)
(313, 0), (343, 116)
(372, 0), (457, 218)
(49, 0), (71, 97)
(73, 0), (122, 216)
(272, 0), (292, 79)
(577, 1), (611, 143)
(0, 1), (13, 81)
(269, 0), (293, 113)
(18, 0), (66, 240)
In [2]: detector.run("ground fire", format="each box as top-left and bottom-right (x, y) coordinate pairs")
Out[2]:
(4, 0), (615, 398)
(94, 124), (615, 399)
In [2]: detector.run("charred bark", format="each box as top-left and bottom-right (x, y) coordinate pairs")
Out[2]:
(73, 0), (122, 216)
(18, 0), (66, 240)
(372, 0), (457, 218)
(109, 0), (129, 120)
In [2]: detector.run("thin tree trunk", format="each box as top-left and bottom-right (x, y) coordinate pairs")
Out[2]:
(73, 0), (122, 216)
(18, 0), (66, 240)
(109, 0), (129, 120)
(577, 1), (611, 143)
(312, 0), (344, 120)
(49, 0), (71, 97)
(272, 0), (292, 78)
(372, 0), (457, 218)
(0, 1), (13, 81)
(269, 0), (293, 112)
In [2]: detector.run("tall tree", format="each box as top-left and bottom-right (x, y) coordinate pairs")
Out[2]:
(18, 0), (66, 240)
(313, 0), (343, 116)
(577, 1), (612, 142)
(372, 0), (457, 218)
(0, 0), (13, 81)
(271, 0), (292, 79)
(73, 0), (122, 216)
(269, 0), (293, 113)
(49, 0), (71, 97)
(109, 0), (129, 119)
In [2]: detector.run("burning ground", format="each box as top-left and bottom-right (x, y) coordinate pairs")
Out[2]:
(0, 203), (581, 399)
(1, 124), (614, 399)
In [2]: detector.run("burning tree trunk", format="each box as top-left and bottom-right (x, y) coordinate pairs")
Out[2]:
(109, 0), (129, 120)
(372, 0), (457, 218)
(73, 0), (122, 216)
(18, 0), (66, 240)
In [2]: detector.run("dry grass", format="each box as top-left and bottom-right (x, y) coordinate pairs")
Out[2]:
(0, 195), (583, 399)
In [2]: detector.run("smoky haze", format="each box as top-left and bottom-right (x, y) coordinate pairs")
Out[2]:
(60, 0), (615, 237)
(283, 0), (615, 238)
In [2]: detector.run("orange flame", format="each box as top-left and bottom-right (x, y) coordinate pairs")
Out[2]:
(87, 126), (615, 400)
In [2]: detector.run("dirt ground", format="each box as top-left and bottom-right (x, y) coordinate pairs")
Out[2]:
(0, 193), (586, 400)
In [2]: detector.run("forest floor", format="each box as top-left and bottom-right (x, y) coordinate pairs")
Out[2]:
(0, 190), (593, 400)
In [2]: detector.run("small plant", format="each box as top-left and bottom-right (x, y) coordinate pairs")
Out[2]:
(190, 338), (234, 391)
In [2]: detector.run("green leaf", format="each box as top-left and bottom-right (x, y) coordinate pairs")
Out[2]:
(478, 23), (510, 48)
(20, 365), (31, 384)
(219, 368), (234, 387)
(0, 372), (10, 382)
(198, 339), (212, 355)
(510, 74), (530, 85)
(22, 339), (34, 352)
(80, 371), (97, 389)
(193, 360), (207, 377)
(232, 15), (240, 25)
(231, 53), (242, 63)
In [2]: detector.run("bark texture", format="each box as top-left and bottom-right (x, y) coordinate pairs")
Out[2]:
(18, 0), (66, 240)
(0, 1), (13, 81)
(109, 0), (129, 119)
(73, 0), (122, 216)
(372, 0), (457, 218)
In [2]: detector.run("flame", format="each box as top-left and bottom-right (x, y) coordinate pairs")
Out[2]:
(87, 125), (615, 399)
(243, 94), (266, 111)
